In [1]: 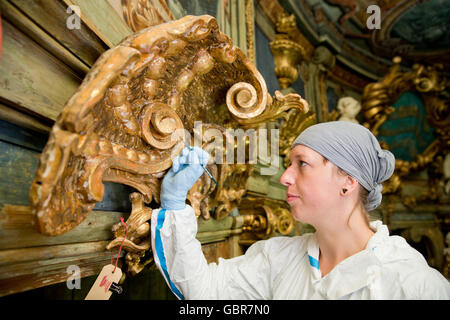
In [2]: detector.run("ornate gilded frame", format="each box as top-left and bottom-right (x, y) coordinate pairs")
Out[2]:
(361, 57), (449, 195)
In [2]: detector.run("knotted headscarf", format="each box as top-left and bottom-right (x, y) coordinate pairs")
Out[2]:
(291, 121), (395, 211)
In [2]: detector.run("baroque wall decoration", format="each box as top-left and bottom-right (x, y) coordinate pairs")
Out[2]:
(361, 55), (449, 273)
(29, 15), (309, 274)
(361, 56), (449, 197)
(270, 13), (306, 89)
(257, 0), (315, 60)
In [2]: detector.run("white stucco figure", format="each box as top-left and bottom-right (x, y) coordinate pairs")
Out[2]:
(337, 96), (361, 124)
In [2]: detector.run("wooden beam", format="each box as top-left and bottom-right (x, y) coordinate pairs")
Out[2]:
(9, 0), (106, 67)
(0, 240), (111, 266)
(0, 204), (128, 250)
(0, 20), (81, 121)
(1, 0), (90, 75)
(0, 142), (42, 205)
(0, 103), (51, 134)
(62, 0), (132, 48)
(0, 204), (246, 250)
(0, 251), (116, 280)
(0, 252), (123, 297)
(0, 207), (245, 296)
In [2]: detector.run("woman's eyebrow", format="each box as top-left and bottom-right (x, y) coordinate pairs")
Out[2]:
(292, 153), (309, 160)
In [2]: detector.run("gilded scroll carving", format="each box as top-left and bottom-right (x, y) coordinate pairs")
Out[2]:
(106, 192), (153, 275)
(239, 198), (294, 243)
(30, 15), (309, 273)
(186, 124), (254, 221)
(229, 89), (309, 128)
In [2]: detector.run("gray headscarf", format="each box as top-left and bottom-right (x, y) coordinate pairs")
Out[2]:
(291, 121), (395, 211)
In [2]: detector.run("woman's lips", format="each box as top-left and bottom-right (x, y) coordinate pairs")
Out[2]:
(286, 194), (299, 203)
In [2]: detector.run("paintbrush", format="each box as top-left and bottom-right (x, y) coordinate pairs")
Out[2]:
(188, 146), (218, 186)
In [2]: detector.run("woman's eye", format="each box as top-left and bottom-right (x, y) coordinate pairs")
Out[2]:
(299, 160), (307, 167)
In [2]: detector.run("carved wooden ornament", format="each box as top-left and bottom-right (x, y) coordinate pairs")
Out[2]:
(30, 15), (309, 240)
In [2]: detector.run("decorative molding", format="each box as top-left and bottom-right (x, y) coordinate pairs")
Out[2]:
(245, 0), (256, 63)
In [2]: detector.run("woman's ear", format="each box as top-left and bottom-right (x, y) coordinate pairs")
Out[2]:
(342, 174), (359, 195)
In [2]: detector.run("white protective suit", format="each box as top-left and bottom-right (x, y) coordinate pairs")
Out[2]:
(151, 205), (450, 300)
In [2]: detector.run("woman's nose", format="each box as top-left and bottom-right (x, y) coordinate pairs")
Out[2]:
(280, 166), (294, 186)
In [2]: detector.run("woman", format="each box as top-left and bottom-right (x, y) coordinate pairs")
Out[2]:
(151, 121), (450, 299)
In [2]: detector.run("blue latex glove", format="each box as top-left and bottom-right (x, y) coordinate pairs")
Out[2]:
(160, 146), (210, 210)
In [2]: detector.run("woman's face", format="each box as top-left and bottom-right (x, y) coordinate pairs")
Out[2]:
(280, 145), (343, 227)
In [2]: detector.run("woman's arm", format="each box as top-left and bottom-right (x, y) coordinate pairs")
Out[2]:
(151, 146), (272, 299)
(151, 205), (272, 299)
